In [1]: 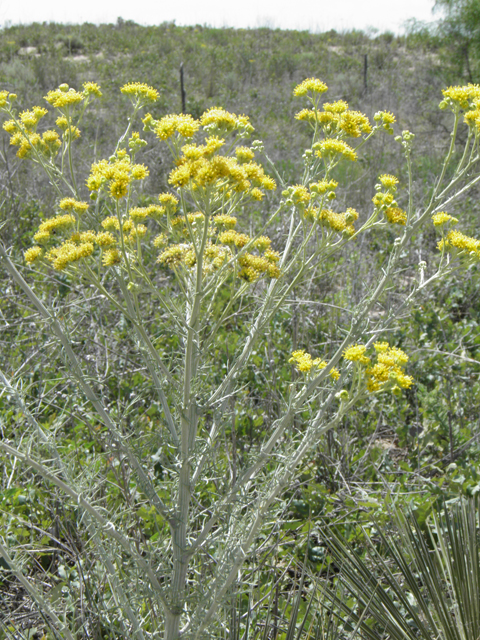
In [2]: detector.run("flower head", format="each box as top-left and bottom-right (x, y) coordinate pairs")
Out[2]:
(121, 82), (158, 103)
(294, 78), (328, 97)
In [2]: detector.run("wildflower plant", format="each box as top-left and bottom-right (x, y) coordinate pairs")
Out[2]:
(1, 76), (480, 638)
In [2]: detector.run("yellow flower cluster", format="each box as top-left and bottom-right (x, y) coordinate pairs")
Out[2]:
(218, 230), (251, 247)
(372, 174), (406, 225)
(432, 212), (458, 226)
(169, 145), (275, 197)
(367, 342), (413, 392)
(293, 78), (328, 97)
(24, 246), (43, 264)
(43, 229), (119, 270)
(282, 184), (311, 207)
(158, 193), (179, 210)
(45, 241), (95, 271)
(86, 151), (149, 200)
(0, 90), (16, 108)
(99, 211), (152, 248)
(296, 102), (371, 138)
(3, 106), (61, 159)
(343, 342), (413, 393)
(309, 179), (338, 196)
(55, 116), (81, 141)
(373, 111), (396, 134)
(182, 137), (225, 159)
(440, 84), (480, 111)
(314, 139), (357, 162)
(236, 146), (255, 162)
(59, 198), (89, 214)
(83, 82), (102, 98)
(237, 252), (280, 282)
(26, 184), (124, 269)
(201, 107), (254, 136)
(379, 174), (398, 189)
(147, 113), (200, 140)
(384, 207), (407, 225)
(3, 83), (101, 159)
(304, 207), (358, 235)
(129, 205), (165, 223)
(121, 82), (159, 103)
(158, 241), (231, 274)
(343, 344), (371, 365)
(33, 214), (77, 243)
(438, 230), (480, 257)
(214, 214), (238, 228)
(289, 349), (340, 379)
(43, 81), (101, 109)
(44, 84), (84, 109)
(157, 218), (280, 282)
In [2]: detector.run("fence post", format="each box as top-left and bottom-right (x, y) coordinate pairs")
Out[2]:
(363, 53), (368, 93)
(180, 62), (186, 114)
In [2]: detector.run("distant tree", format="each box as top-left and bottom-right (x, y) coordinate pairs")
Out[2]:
(435, 0), (480, 81)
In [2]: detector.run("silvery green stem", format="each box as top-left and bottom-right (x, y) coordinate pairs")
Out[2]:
(0, 539), (76, 640)
(0, 440), (167, 606)
(0, 243), (171, 524)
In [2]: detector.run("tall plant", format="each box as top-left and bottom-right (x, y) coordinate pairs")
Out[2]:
(1, 79), (480, 638)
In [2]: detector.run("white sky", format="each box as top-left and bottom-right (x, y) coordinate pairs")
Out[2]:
(1, 0), (438, 34)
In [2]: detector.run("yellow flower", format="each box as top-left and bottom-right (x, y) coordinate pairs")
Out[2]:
(44, 86), (84, 108)
(120, 82), (158, 102)
(329, 368), (340, 381)
(110, 179), (129, 199)
(432, 211), (458, 226)
(101, 216), (120, 231)
(83, 81), (102, 97)
(287, 185), (310, 206)
(0, 90), (9, 108)
(289, 349), (314, 372)
(323, 100), (349, 114)
(343, 344), (370, 365)
(293, 78), (328, 97)
(379, 174), (399, 189)
(295, 109), (317, 123)
(374, 110), (396, 125)
(24, 246), (43, 264)
(153, 233), (167, 248)
(309, 179), (338, 195)
(289, 350), (336, 376)
(154, 114), (200, 140)
(20, 107), (47, 127)
(46, 240), (94, 270)
(374, 341), (389, 353)
(441, 84), (480, 110)
(96, 232), (116, 247)
(214, 214), (238, 228)
(439, 230), (480, 255)
(130, 164), (149, 180)
(314, 139), (357, 162)
(59, 198), (89, 214)
(34, 214), (76, 243)
(200, 107), (241, 132)
(3, 120), (16, 134)
(385, 207), (407, 225)
(236, 146), (255, 162)
(250, 187), (264, 200)
(339, 110), (371, 136)
(102, 248), (122, 266)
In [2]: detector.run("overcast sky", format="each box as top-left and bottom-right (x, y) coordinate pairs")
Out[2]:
(1, 0), (438, 33)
